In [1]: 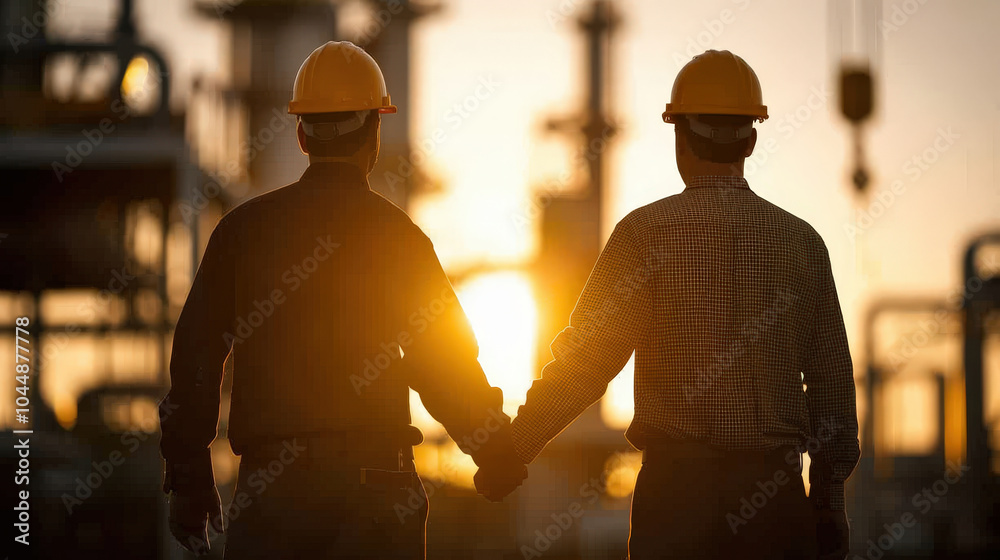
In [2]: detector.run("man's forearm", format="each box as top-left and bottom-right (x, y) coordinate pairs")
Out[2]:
(159, 336), (227, 493)
(806, 408), (860, 511)
(512, 217), (650, 464)
(159, 217), (233, 493)
(159, 383), (221, 493)
(160, 446), (215, 493)
(410, 358), (513, 464)
(512, 354), (611, 464)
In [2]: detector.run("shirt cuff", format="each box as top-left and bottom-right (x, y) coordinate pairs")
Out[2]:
(162, 448), (215, 494)
(810, 480), (846, 511)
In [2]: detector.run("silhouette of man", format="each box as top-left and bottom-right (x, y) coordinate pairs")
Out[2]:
(476, 50), (860, 559)
(159, 41), (523, 559)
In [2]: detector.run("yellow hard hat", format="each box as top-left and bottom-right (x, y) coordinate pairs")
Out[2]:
(288, 41), (397, 115)
(662, 50), (767, 123)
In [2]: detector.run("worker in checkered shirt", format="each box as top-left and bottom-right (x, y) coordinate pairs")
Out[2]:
(475, 50), (860, 559)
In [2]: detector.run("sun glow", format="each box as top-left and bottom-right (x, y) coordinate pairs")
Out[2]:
(410, 270), (538, 481)
(602, 353), (636, 430)
(455, 271), (538, 418)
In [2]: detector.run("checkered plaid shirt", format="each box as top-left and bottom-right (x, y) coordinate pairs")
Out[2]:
(511, 175), (860, 510)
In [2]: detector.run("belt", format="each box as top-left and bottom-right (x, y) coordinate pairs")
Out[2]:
(641, 438), (801, 471)
(239, 431), (417, 472)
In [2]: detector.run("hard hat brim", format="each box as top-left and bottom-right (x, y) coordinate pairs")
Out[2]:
(662, 103), (768, 123)
(288, 101), (398, 115)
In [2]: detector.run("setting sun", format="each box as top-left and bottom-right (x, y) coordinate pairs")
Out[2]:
(457, 270), (538, 417)
(408, 270), (537, 439)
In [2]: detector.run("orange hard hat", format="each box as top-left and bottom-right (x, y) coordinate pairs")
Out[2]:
(288, 41), (397, 115)
(662, 50), (767, 123)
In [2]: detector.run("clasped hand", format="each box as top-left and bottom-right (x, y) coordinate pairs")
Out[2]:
(472, 432), (528, 502)
(168, 486), (224, 556)
(475, 459), (528, 502)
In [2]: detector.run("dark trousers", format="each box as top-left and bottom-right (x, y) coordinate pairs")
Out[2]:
(223, 451), (428, 559)
(628, 442), (817, 560)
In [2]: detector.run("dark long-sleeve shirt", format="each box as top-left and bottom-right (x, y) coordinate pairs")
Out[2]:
(511, 175), (860, 510)
(159, 162), (508, 491)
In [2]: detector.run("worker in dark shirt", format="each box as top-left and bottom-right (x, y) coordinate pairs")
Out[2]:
(476, 50), (860, 559)
(159, 41), (523, 559)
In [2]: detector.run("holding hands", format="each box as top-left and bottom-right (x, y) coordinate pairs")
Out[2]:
(473, 429), (528, 502)
(168, 485), (224, 556)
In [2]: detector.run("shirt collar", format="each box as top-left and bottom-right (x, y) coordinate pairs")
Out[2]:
(298, 161), (371, 191)
(684, 175), (751, 190)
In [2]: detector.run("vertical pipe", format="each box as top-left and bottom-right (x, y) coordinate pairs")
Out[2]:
(581, 0), (615, 229)
(961, 233), (1000, 543)
(935, 372), (946, 463)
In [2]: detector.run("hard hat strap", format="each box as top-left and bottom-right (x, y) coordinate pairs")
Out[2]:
(307, 121), (380, 176)
(686, 115), (753, 144)
(301, 110), (370, 141)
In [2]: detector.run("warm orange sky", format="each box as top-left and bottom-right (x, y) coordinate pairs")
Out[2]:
(409, 0), (1000, 351)
(41, 0), (1000, 426)
(54, 0), (999, 340)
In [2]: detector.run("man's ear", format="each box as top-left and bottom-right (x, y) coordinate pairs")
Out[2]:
(369, 112), (381, 146)
(743, 127), (757, 158)
(296, 120), (309, 156)
(674, 126), (688, 157)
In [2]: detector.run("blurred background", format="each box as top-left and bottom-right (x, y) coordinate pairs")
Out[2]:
(1, 0), (999, 558)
